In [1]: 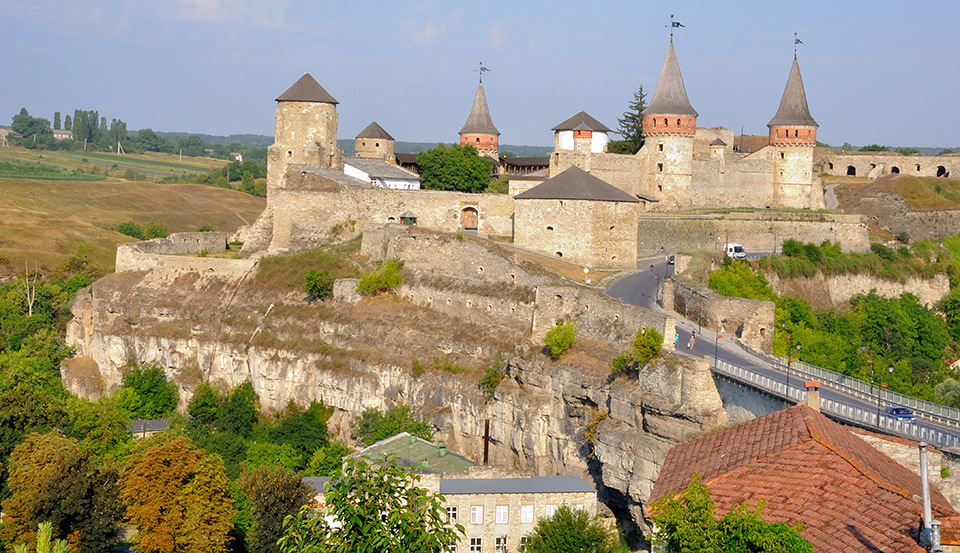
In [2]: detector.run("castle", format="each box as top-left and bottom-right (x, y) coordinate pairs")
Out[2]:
(244, 38), (868, 269)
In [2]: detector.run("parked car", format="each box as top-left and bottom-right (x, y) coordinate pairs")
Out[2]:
(667, 255), (676, 265)
(885, 406), (915, 420)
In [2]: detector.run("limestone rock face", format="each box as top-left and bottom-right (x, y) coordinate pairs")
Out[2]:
(64, 246), (725, 545)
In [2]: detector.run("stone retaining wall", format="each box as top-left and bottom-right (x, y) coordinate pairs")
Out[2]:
(663, 279), (775, 353)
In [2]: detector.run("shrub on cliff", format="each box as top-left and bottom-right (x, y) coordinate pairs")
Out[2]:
(356, 259), (403, 296)
(544, 321), (577, 359)
(302, 269), (334, 301)
(632, 326), (663, 365)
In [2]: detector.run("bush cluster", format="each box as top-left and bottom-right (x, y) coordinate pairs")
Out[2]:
(544, 321), (577, 359)
(356, 259), (404, 295)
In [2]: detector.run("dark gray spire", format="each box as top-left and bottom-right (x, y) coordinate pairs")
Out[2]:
(356, 121), (394, 140)
(459, 82), (500, 136)
(276, 73), (339, 104)
(641, 41), (698, 118)
(767, 58), (817, 128)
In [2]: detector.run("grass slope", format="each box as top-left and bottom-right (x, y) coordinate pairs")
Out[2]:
(0, 177), (264, 278)
(0, 148), (224, 179)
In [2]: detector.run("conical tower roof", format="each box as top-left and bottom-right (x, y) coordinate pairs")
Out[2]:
(552, 111), (612, 132)
(356, 121), (394, 140)
(641, 41), (698, 118)
(459, 82), (500, 136)
(276, 73), (339, 104)
(768, 58), (817, 128)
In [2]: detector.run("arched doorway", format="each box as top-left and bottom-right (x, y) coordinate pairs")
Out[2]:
(938, 166), (948, 177)
(891, 166), (900, 174)
(461, 207), (479, 229)
(847, 166), (856, 176)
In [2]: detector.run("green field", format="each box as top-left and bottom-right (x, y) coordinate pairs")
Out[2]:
(0, 148), (225, 180)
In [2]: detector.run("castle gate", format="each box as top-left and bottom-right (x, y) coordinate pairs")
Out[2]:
(461, 206), (479, 229)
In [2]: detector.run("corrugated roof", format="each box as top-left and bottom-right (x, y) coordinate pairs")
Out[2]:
(276, 73), (339, 104)
(650, 404), (955, 553)
(356, 121), (394, 140)
(440, 475), (594, 495)
(350, 432), (475, 473)
(552, 111), (612, 132)
(767, 58), (818, 128)
(641, 40), (698, 118)
(459, 82), (500, 136)
(344, 158), (420, 180)
(128, 419), (169, 433)
(515, 166), (638, 203)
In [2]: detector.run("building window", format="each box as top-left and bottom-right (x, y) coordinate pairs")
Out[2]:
(657, 163), (663, 172)
(449, 546), (457, 553)
(471, 506), (483, 524)
(521, 536), (530, 548)
(470, 537), (482, 553)
(496, 506), (508, 524)
(447, 506), (458, 524)
(495, 536), (508, 553)
(521, 505), (533, 523)
(677, 118), (681, 127)
(545, 505), (557, 518)
(658, 143), (663, 151)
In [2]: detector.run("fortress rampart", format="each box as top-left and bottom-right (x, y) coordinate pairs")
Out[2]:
(663, 279), (775, 353)
(818, 151), (960, 179)
(115, 232), (255, 276)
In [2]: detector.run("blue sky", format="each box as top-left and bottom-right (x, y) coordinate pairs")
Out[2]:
(2, 1), (958, 149)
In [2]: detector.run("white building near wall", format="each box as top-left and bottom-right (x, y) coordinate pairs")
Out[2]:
(343, 157), (421, 190)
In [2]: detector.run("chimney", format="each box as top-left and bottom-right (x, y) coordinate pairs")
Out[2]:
(438, 441), (446, 457)
(919, 442), (943, 552)
(804, 381), (821, 412)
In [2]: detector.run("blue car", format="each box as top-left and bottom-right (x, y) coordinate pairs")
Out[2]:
(885, 406), (915, 420)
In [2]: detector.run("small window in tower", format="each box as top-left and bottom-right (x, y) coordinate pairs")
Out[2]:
(652, 119), (657, 129)
(657, 163), (663, 172)
(362, 141), (366, 146)
(828, 162), (834, 169)
(677, 118), (681, 127)
(658, 185), (662, 192)
(780, 152), (784, 159)
(917, 164), (921, 171)
(658, 143), (664, 152)
(375, 142), (379, 147)
(546, 226), (554, 231)
(287, 151), (292, 158)
(476, 137), (480, 143)
(663, 118), (668, 128)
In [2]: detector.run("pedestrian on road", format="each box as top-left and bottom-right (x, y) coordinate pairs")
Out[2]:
(687, 335), (694, 349)
(674, 334), (679, 348)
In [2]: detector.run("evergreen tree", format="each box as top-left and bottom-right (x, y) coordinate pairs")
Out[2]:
(53, 111), (61, 130)
(609, 86), (647, 154)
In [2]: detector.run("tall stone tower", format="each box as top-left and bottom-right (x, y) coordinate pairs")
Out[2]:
(641, 39), (698, 207)
(267, 73), (342, 192)
(355, 121), (395, 162)
(768, 57), (823, 209)
(459, 80), (500, 160)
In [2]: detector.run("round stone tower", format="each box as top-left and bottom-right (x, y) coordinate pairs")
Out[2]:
(355, 121), (395, 162)
(768, 57), (823, 209)
(641, 39), (698, 209)
(267, 73), (342, 192)
(459, 80), (500, 160)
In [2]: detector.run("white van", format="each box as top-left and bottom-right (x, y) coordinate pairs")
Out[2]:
(725, 243), (746, 259)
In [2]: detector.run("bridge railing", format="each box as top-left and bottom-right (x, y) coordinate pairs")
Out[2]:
(781, 357), (960, 426)
(712, 358), (960, 451)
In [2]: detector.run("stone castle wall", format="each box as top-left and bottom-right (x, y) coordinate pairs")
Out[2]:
(636, 211), (868, 257)
(819, 151), (960, 179)
(115, 232), (255, 276)
(550, 151), (645, 197)
(663, 279), (775, 353)
(693, 127), (736, 155)
(514, 198), (639, 269)
(765, 271), (950, 310)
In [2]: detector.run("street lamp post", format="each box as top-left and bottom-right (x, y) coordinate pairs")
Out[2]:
(878, 363), (894, 422)
(714, 318), (726, 365)
(696, 303), (702, 334)
(792, 342), (801, 398)
(650, 264), (659, 304)
(769, 226), (777, 256)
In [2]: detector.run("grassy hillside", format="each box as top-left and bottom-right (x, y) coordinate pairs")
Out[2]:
(0, 148), (225, 180)
(831, 174), (960, 211)
(0, 176), (264, 278)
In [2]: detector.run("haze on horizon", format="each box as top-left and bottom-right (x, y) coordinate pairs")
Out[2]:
(1, 0), (958, 149)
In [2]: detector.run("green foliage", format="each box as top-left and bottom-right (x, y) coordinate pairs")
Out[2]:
(266, 401), (332, 463)
(217, 381), (259, 438)
(245, 442), (303, 472)
(302, 269), (334, 302)
(11, 108), (51, 140)
(304, 441), (353, 477)
(188, 381), (222, 425)
(650, 474), (812, 553)
(278, 455), (463, 553)
(479, 354), (508, 402)
(708, 262), (778, 302)
(614, 85), (647, 154)
(12, 521), (71, 553)
(1, 431), (123, 553)
(120, 361), (179, 419)
(63, 393), (134, 466)
(485, 174), (510, 194)
(583, 407), (608, 447)
(860, 144), (890, 152)
(143, 220), (168, 239)
(943, 466), (952, 479)
(757, 239), (937, 281)
(116, 221), (144, 239)
(351, 403), (435, 447)
(631, 327), (663, 365)
(238, 466), (313, 553)
(417, 144), (492, 193)
(520, 504), (624, 553)
(897, 147), (919, 156)
(455, 229), (464, 240)
(544, 321), (577, 359)
(356, 259), (403, 295)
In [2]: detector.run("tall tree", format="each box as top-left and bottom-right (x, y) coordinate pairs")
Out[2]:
(238, 466), (313, 553)
(417, 144), (492, 193)
(278, 455), (462, 553)
(53, 111), (61, 130)
(520, 505), (624, 553)
(123, 436), (235, 553)
(0, 431), (123, 553)
(11, 108), (51, 140)
(608, 86), (647, 154)
(63, 113), (71, 130)
(120, 361), (178, 419)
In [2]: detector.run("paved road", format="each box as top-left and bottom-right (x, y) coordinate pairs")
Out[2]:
(607, 260), (960, 447)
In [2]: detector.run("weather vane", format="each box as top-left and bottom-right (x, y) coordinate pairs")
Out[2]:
(667, 14), (684, 40)
(477, 62), (490, 83)
(794, 33), (803, 59)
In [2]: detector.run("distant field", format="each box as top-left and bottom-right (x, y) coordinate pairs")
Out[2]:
(0, 148), (225, 179)
(0, 176), (264, 278)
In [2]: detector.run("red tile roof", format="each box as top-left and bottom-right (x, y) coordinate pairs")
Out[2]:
(650, 404), (956, 553)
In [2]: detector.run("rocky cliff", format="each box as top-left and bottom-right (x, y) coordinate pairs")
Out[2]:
(63, 230), (727, 544)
